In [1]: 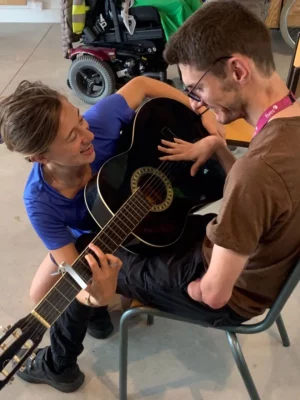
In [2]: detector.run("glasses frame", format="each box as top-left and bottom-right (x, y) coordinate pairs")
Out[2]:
(184, 56), (233, 104)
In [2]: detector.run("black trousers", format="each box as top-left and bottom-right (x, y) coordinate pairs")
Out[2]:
(49, 214), (247, 371)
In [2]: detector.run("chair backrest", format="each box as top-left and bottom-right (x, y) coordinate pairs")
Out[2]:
(224, 259), (300, 334)
(263, 259), (300, 326)
(286, 33), (300, 95)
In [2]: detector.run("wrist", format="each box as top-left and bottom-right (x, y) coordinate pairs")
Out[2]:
(213, 136), (227, 152)
(199, 106), (209, 116)
(76, 290), (99, 307)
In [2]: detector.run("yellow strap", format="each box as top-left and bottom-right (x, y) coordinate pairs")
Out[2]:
(72, 4), (90, 34)
(72, 22), (85, 35)
(72, 4), (89, 15)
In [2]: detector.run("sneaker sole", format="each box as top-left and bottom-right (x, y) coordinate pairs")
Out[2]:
(16, 370), (85, 393)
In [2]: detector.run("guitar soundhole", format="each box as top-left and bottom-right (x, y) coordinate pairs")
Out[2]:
(140, 174), (166, 204)
(130, 166), (174, 212)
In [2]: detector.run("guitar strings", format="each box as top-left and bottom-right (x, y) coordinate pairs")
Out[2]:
(17, 158), (194, 351)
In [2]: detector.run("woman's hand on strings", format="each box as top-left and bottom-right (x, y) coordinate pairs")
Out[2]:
(158, 135), (219, 177)
(84, 243), (122, 306)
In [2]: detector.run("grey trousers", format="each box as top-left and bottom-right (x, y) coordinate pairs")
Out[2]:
(205, 0), (270, 21)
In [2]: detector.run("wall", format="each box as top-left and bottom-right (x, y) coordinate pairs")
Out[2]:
(0, 0), (60, 22)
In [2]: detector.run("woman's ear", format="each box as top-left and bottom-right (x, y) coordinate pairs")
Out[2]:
(30, 154), (49, 164)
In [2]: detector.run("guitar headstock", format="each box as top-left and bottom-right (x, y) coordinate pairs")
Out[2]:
(0, 314), (46, 390)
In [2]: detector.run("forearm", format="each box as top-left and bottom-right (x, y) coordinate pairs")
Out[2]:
(118, 76), (192, 110)
(214, 137), (237, 174)
(141, 76), (192, 107)
(200, 274), (232, 309)
(199, 246), (248, 309)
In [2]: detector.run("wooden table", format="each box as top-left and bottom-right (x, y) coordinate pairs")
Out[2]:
(225, 119), (253, 147)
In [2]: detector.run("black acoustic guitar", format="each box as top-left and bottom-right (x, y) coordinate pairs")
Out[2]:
(0, 98), (225, 389)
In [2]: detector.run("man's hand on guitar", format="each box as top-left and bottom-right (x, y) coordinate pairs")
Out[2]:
(158, 135), (221, 177)
(82, 243), (122, 306)
(190, 99), (226, 140)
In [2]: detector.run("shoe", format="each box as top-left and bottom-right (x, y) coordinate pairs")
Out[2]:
(16, 347), (84, 393)
(87, 308), (114, 339)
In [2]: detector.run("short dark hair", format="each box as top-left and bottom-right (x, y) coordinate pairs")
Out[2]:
(0, 80), (62, 159)
(164, 0), (275, 77)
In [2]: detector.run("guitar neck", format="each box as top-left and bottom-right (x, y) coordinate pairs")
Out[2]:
(32, 189), (153, 328)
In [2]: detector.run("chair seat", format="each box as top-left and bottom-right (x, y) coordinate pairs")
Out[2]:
(130, 299), (144, 308)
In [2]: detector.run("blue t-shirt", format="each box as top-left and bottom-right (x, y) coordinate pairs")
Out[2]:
(24, 94), (135, 251)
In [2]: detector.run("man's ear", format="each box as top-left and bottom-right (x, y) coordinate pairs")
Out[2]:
(30, 154), (50, 164)
(228, 57), (249, 84)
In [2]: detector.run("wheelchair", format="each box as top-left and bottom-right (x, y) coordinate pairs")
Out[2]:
(67, 0), (173, 104)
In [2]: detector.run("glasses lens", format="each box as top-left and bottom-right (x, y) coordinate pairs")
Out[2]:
(188, 92), (201, 102)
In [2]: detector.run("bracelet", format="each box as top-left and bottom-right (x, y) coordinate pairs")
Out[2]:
(85, 294), (98, 307)
(199, 107), (209, 117)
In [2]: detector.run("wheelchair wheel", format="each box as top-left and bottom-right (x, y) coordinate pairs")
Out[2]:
(68, 56), (116, 104)
(280, 0), (300, 49)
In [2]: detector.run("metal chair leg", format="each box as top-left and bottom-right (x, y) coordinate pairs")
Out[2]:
(275, 314), (290, 347)
(147, 315), (154, 325)
(119, 312), (130, 400)
(226, 332), (261, 400)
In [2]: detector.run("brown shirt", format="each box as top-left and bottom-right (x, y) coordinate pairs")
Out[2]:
(202, 117), (300, 319)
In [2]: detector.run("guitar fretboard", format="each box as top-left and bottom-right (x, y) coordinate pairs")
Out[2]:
(33, 189), (153, 326)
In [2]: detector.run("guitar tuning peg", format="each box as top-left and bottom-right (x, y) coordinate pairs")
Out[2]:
(1, 325), (11, 333)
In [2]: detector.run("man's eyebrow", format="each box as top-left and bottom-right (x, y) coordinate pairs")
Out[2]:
(65, 108), (80, 140)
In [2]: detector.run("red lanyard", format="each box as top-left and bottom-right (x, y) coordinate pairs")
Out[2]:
(253, 92), (296, 137)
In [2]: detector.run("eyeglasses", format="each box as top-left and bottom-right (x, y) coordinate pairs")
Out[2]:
(184, 56), (233, 103)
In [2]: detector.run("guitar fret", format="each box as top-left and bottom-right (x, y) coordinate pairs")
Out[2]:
(44, 299), (60, 314)
(117, 210), (138, 226)
(124, 203), (149, 223)
(53, 286), (73, 302)
(111, 216), (132, 235)
(110, 221), (127, 236)
(93, 237), (113, 253)
(44, 287), (70, 313)
(125, 204), (145, 221)
(96, 230), (117, 252)
(105, 225), (123, 242)
(34, 275), (81, 324)
(132, 195), (151, 213)
(131, 192), (151, 210)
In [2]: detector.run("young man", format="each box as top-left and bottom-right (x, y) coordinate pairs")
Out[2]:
(160, 0), (300, 313)
(0, 75), (227, 392)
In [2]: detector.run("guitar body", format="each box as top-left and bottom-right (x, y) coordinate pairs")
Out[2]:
(85, 98), (225, 255)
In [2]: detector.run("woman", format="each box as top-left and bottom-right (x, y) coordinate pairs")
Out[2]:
(0, 74), (236, 393)
(0, 76), (224, 338)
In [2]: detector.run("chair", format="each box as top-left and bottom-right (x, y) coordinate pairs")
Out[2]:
(119, 259), (300, 400)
